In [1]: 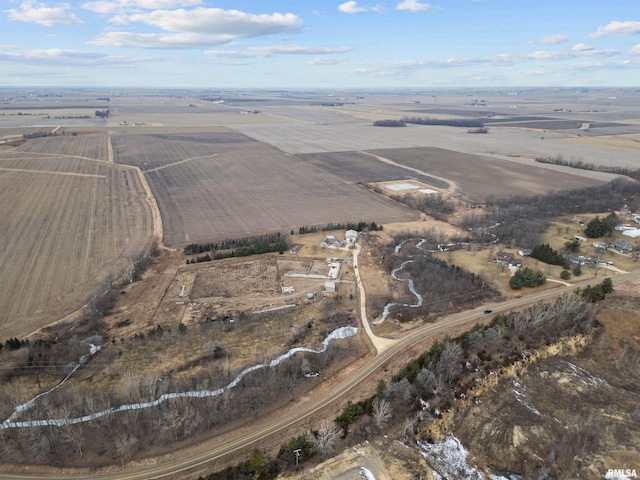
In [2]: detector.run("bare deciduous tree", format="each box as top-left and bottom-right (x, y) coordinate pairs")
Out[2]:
(115, 433), (138, 462)
(307, 419), (342, 459)
(436, 341), (464, 384)
(371, 397), (392, 429)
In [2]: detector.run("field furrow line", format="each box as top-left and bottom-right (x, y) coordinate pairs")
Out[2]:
(0, 167), (105, 178)
(144, 153), (219, 173)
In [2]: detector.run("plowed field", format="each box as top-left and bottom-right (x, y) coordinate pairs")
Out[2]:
(114, 133), (418, 247)
(0, 134), (154, 338)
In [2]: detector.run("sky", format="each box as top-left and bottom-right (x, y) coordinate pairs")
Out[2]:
(1, 0), (639, 88)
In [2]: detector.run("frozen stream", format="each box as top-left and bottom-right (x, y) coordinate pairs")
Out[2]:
(1, 326), (357, 430)
(374, 238), (430, 324)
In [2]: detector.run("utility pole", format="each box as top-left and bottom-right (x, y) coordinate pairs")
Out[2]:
(293, 449), (302, 467)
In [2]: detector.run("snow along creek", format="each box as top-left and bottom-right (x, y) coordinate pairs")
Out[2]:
(0, 326), (358, 429)
(374, 238), (437, 324)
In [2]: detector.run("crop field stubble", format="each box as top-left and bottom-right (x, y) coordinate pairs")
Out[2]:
(367, 146), (609, 202)
(113, 132), (418, 247)
(0, 134), (154, 338)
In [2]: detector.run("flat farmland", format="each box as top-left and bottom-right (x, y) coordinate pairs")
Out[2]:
(114, 133), (418, 247)
(368, 147), (607, 202)
(107, 95), (299, 127)
(12, 133), (108, 160)
(112, 131), (253, 171)
(297, 151), (449, 189)
(234, 120), (640, 168)
(0, 136), (154, 339)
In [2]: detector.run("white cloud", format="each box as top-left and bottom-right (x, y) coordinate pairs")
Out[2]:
(91, 8), (303, 48)
(537, 34), (568, 44)
(308, 57), (345, 65)
(118, 8), (301, 34)
(91, 31), (233, 48)
(0, 48), (148, 66)
(339, 1), (365, 13)
(572, 43), (594, 52)
(205, 45), (352, 58)
(8, 0), (84, 26)
(396, 0), (431, 12)
(589, 21), (640, 39)
(81, 0), (202, 15)
(527, 47), (616, 61)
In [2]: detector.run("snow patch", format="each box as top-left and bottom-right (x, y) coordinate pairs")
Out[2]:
(360, 467), (376, 480)
(418, 436), (486, 480)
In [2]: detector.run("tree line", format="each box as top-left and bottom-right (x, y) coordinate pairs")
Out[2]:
(462, 178), (640, 247)
(530, 243), (568, 267)
(373, 119), (406, 127)
(295, 221), (381, 235)
(184, 233), (287, 255)
(535, 155), (640, 182)
(402, 116), (484, 128)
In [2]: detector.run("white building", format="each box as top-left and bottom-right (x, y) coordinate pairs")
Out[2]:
(324, 281), (336, 293)
(345, 229), (358, 244)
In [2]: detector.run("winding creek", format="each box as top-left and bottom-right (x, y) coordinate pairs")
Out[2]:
(1, 326), (357, 430)
(374, 238), (434, 324)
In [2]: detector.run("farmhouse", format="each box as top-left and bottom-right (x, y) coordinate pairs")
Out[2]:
(345, 229), (358, 244)
(320, 235), (344, 249)
(496, 251), (522, 268)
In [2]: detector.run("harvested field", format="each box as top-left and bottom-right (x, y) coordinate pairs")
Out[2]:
(367, 147), (607, 202)
(8, 133), (108, 160)
(234, 121), (640, 169)
(113, 132), (417, 247)
(297, 151), (449, 189)
(0, 135), (154, 339)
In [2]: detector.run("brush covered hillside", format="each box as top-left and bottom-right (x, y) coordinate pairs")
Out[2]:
(283, 284), (640, 480)
(444, 289), (640, 479)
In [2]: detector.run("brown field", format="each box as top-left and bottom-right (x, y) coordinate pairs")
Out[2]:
(113, 132), (418, 247)
(368, 147), (607, 202)
(0, 134), (154, 339)
(297, 151), (450, 189)
(234, 121), (640, 169)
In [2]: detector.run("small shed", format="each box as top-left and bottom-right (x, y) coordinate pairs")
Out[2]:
(324, 281), (336, 293)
